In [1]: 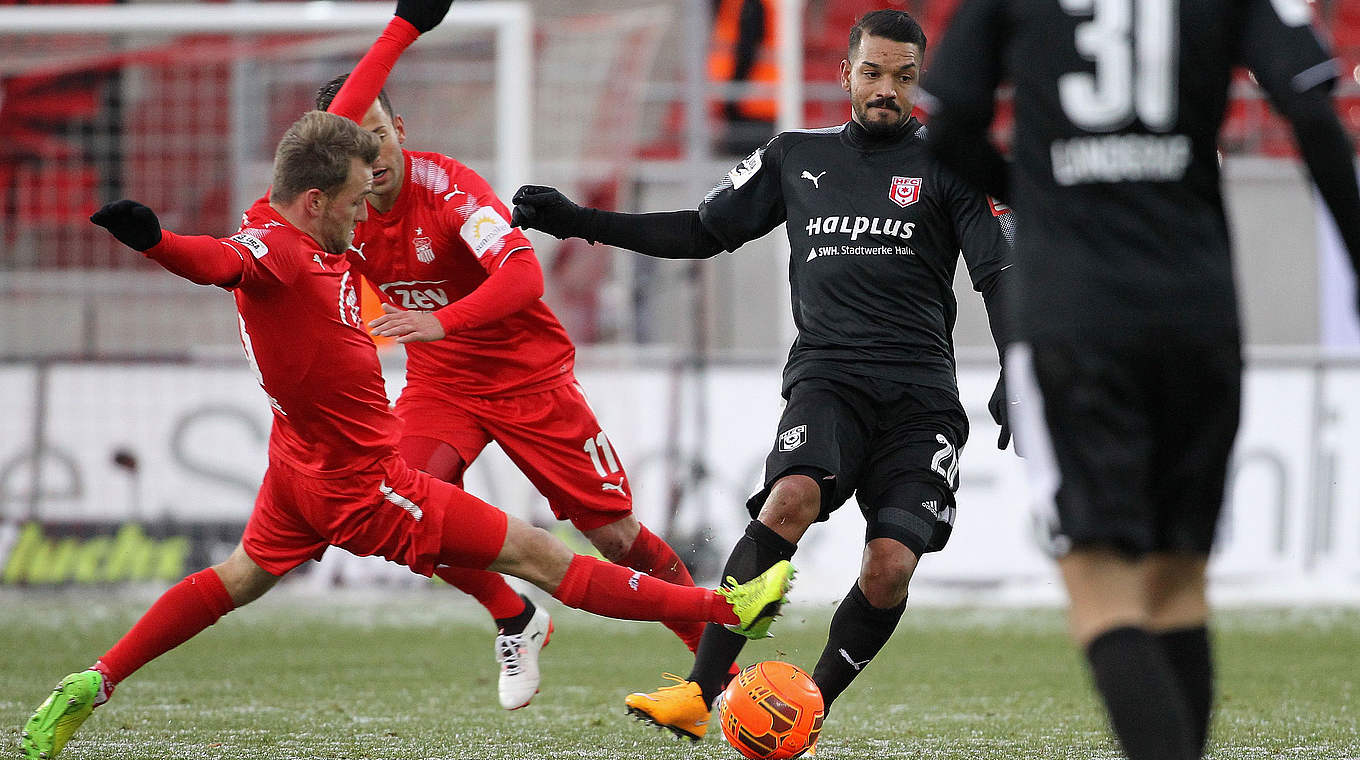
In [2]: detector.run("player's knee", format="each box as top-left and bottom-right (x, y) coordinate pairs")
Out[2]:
(1145, 553), (1209, 629)
(858, 539), (917, 607)
(213, 546), (279, 607)
(491, 518), (574, 591)
(759, 474), (822, 529)
(583, 515), (640, 563)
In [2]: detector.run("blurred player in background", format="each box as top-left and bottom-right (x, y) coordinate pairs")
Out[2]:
(923, 0), (1360, 757)
(18, 8), (796, 760)
(513, 9), (1015, 743)
(312, 56), (712, 710)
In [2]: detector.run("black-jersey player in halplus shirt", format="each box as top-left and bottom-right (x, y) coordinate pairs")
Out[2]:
(512, 9), (1016, 744)
(923, 0), (1360, 758)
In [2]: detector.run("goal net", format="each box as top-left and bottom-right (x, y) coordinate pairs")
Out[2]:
(0, 1), (671, 270)
(0, 2), (533, 271)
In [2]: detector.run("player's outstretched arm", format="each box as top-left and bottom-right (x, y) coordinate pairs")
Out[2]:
(511, 185), (725, 259)
(325, 0), (456, 122)
(91, 200), (244, 287)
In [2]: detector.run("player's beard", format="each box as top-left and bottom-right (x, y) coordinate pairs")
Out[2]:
(318, 216), (356, 255)
(854, 96), (909, 138)
(314, 196), (359, 255)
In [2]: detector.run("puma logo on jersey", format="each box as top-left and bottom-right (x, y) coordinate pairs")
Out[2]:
(801, 170), (826, 188)
(838, 648), (871, 671)
(601, 477), (627, 495)
(312, 253), (327, 270)
(443, 185), (466, 202)
(349, 242), (367, 260)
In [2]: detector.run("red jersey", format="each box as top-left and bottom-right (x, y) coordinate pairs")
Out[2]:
(229, 198), (401, 477)
(348, 150), (577, 397)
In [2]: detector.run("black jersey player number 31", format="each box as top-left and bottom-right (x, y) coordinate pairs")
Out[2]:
(1061, 0), (1316, 131)
(1059, 0), (1177, 131)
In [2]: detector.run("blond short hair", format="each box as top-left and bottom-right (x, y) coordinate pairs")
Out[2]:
(271, 110), (381, 203)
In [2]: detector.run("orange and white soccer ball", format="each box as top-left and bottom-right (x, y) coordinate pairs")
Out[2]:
(715, 661), (824, 760)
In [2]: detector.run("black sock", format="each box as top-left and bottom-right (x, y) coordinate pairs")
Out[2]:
(1158, 626), (1213, 756)
(689, 520), (798, 705)
(494, 595), (536, 635)
(811, 583), (906, 707)
(1085, 626), (1197, 760)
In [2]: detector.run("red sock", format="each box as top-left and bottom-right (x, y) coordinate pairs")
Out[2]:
(552, 555), (737, 626)
(97, 568), (236, 684)
(434, 565), (526, 620)
(618, 525), (705, 652)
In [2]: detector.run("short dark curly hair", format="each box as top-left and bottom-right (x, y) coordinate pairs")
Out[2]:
(849, 9), (927, 60)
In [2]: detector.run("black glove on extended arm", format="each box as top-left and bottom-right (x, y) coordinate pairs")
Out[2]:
(394, 0), (455, 34)
(512, 185), (725, 260)
(90, 199), (163, 252)
(512, 185), (592, 241)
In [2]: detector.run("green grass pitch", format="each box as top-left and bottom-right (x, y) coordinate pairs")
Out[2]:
(2, 590), (1356, 759)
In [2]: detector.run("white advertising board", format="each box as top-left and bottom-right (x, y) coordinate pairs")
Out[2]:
(8, 359), (1360, 602)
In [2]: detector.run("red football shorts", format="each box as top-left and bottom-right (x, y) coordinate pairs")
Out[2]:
(241, 454), (509, 577)
(395, 381), (633, 532)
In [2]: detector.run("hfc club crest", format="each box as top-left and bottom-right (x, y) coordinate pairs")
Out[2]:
(778, 424), (807, 452)
(889, 176), (922, 208)
(413, 227), (435, 263)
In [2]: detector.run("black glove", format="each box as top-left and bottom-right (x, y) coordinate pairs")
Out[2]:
(90, 199), (162, 252)
(988, 371), (1011, 450)
(512, 185), (591, 241)
(394, 0), (455, 34)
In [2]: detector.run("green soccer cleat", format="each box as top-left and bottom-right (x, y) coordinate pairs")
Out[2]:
(718, 560), (795, 640)
(21, 670), (103, 760)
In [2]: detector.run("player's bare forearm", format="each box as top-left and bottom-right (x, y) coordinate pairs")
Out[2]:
(369, 303), (446, 343)
(144, 232), (245, 287)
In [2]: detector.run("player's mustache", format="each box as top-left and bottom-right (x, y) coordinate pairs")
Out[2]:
(865, 97), (901, 112)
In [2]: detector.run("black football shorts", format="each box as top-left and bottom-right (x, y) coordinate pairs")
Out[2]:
(745, 376), (969, 556)
(1010, 336), (1242, 557)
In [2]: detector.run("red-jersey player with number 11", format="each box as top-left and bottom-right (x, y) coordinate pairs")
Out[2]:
(314, 28), (713, 711)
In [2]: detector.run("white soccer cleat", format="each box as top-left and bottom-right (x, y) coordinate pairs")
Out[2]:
(494, 604), (553, 710)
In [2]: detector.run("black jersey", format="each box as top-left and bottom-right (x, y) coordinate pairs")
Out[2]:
(699, 118), (1013, 397)
(924, 0), (1338, 343)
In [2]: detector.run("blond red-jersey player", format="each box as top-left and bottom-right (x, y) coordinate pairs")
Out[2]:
(19, 9), (795, 760)
(312, 23), (717, 711)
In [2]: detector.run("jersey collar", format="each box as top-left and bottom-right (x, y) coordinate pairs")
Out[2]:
(843, 116), (920, 151)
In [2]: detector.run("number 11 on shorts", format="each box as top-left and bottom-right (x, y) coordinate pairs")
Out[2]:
(584, 432), (620, 476)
